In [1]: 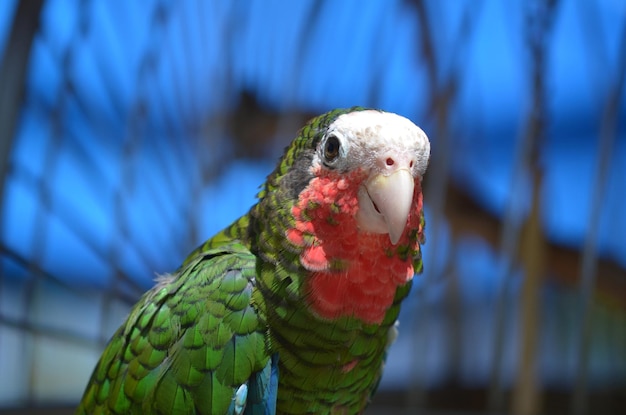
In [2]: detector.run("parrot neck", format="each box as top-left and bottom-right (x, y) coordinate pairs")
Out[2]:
(285, 168), (424, 325)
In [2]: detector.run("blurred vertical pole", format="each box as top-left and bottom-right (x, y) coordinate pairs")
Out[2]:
(510, 2), (558, 415)
(571, 14), (626, 415)
(512, 169), (547, 415)
(488, 1), (558, 414)
(0, 0), (43, 404)
(0, 0), (44, 208)
(407, 1), (480, 409)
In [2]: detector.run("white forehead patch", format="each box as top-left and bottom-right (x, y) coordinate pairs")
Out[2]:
(326, 110), (430, 176)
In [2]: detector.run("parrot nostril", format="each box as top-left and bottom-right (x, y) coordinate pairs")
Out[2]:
(410, 160), (414, 168)
(386, 157), (394, 166)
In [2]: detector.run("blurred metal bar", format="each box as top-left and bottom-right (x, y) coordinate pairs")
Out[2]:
(489, 1), (558, 413)
(407, 0), (482, 409)
(571, 12), (626, 415)
(0, 0), (44, 207)
(0, 7), (43, 382)
(511, 2), (559, 415)
(0, 312), (101, 349)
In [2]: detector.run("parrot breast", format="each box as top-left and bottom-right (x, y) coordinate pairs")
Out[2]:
(285, 166), (424, 324)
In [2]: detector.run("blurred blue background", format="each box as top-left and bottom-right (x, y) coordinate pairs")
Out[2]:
(0, 0), (625, 414)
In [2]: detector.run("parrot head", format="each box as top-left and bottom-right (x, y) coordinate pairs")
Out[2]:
(254, 107), (430, 324)
(314, 109), (429, 245)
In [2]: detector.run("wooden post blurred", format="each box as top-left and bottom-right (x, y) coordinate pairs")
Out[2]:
(571, 12), (626, 415)
(510, 2), (558, 414)
(512, 169), (546, 415)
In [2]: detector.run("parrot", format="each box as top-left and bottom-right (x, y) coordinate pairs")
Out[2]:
(77, 107), (430, 415)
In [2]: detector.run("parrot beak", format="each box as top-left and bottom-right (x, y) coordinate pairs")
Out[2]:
(356, 169), (415, 245)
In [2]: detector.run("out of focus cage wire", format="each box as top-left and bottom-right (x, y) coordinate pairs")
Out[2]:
(0, 1), (624, 414)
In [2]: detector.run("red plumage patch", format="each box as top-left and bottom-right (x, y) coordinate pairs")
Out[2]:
(286, 167), (424, 324)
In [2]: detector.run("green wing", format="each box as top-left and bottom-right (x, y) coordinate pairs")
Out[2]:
(77, 242), (271, 415)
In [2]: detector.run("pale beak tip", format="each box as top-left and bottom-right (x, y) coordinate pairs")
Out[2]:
(389, 231), (402, 246)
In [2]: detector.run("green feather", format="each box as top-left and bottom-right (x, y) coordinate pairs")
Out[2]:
(76, 242), (270, 414)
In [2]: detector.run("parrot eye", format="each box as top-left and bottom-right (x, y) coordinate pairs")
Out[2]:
(323, 135), (341, 163)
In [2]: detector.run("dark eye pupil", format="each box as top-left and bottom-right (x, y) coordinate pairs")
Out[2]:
(324, 136), (340, 161)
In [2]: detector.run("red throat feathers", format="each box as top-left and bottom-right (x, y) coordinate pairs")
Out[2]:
(286, 167), (424, 324)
